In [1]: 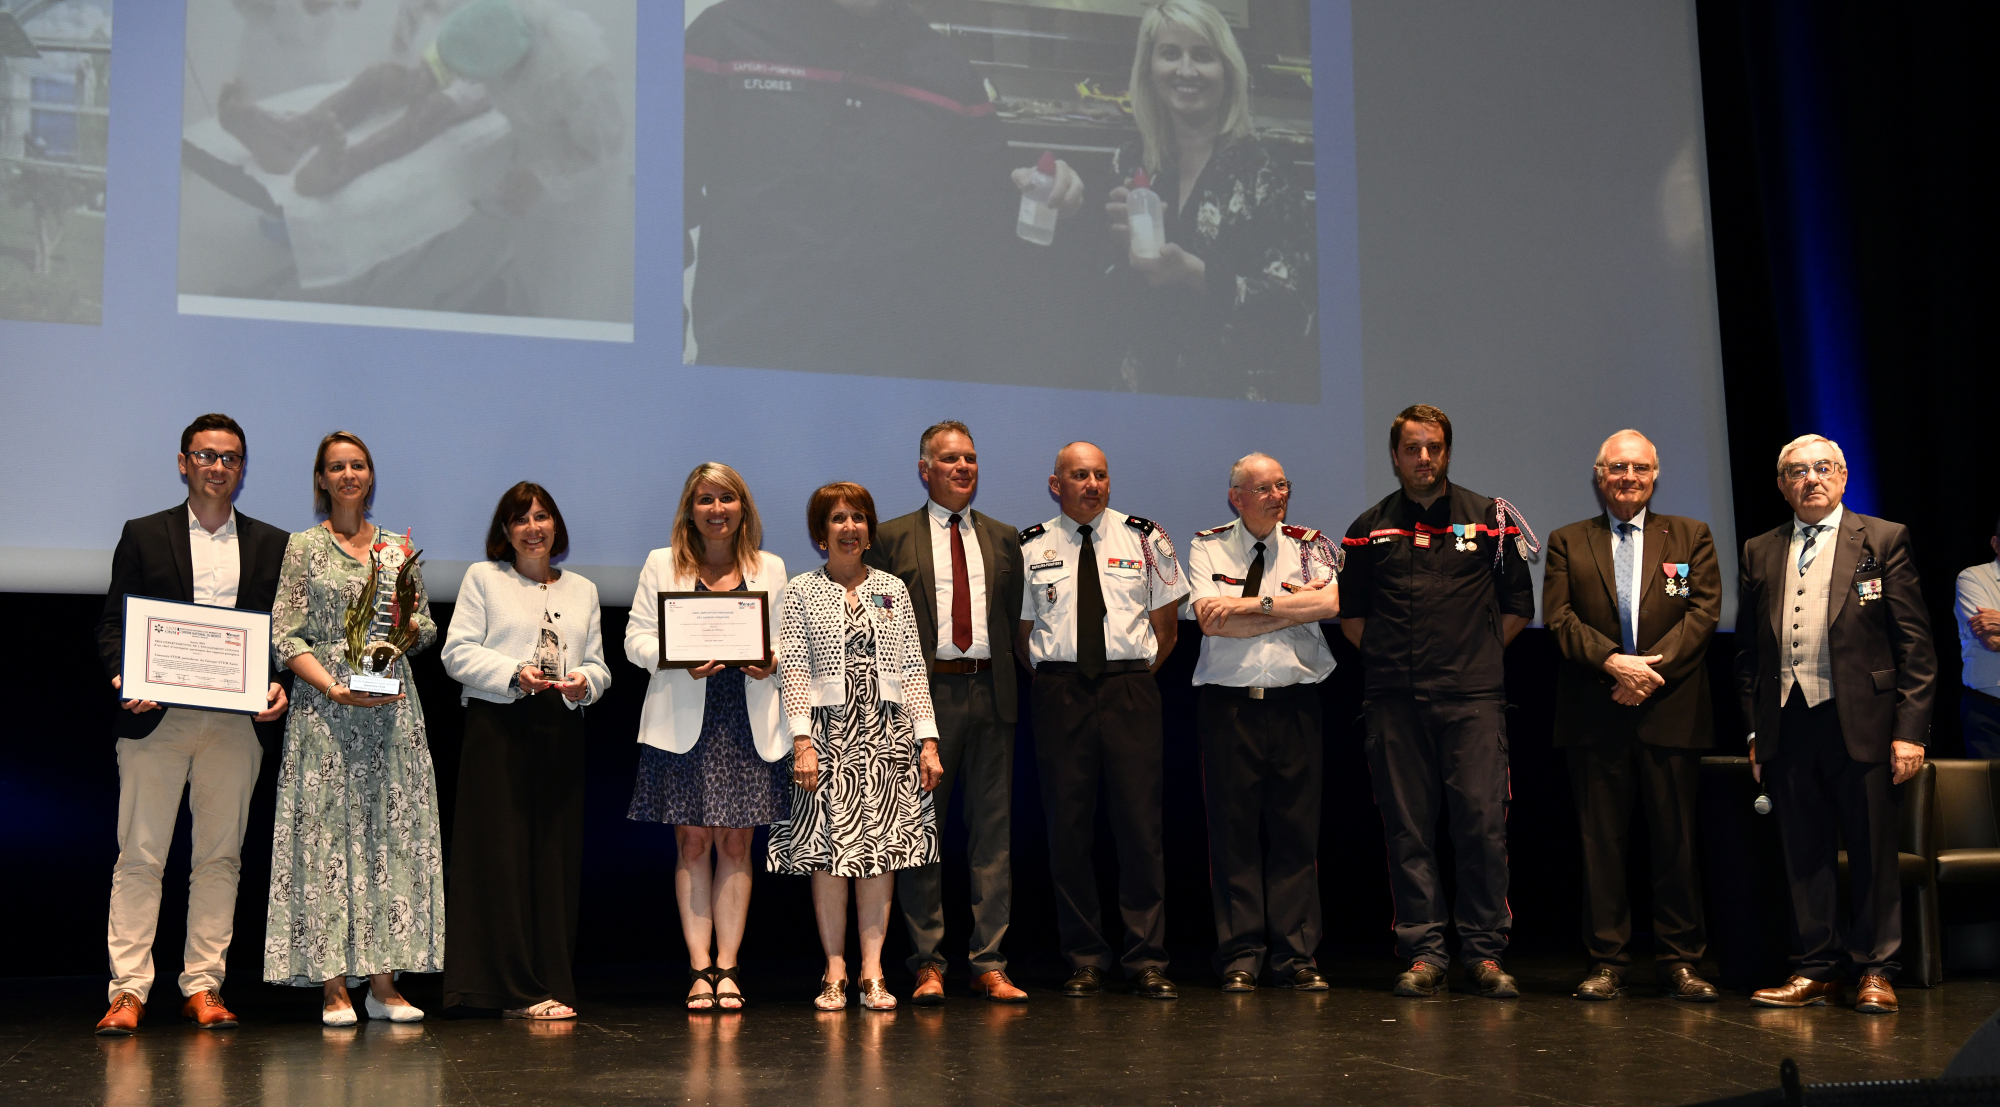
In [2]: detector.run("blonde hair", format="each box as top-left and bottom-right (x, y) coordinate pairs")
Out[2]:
(671, 462), (764, 580)
(311, 431), (376, 515)
(1129, 0), (1254, 173)
(1775, 434), (1847, 476)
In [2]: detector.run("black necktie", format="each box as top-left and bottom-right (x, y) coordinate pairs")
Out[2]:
(1076, 524), (1106, 679)
(1242, 541), (1266, 598)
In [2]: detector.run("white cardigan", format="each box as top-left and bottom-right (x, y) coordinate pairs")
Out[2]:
(623, 547), (788, 760)
(441, 560), (611, 709)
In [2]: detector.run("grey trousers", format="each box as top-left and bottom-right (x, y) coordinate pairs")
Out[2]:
(897, 669), (1015, 976)
(107, 708), (263, 1003)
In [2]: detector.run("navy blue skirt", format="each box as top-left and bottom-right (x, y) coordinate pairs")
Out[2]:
(627, 665), (790, 828)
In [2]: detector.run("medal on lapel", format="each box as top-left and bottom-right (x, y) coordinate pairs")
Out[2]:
(1452, 524), (1476, 552)
(869, 593), (894, 611)
(1662, 562), (1691, 598)
(1855, 577), (1883, 603)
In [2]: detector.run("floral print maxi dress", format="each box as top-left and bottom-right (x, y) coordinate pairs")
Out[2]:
(265, 524), (445, 985)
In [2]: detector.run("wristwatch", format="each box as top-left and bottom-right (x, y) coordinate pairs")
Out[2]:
(1260, 595), (1274, 616)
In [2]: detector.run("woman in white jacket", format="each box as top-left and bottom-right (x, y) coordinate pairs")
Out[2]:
(624, 463), (787, 1012)
(440, 482), (610, 1021)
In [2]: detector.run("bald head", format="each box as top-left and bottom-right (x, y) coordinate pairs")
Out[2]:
(1050, 442), (1109, 524)
(1593, 429), (1659, 471)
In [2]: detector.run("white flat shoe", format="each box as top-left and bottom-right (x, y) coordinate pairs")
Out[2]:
(364, 993), (425, 1023)
(322, 1004), (358, 1027)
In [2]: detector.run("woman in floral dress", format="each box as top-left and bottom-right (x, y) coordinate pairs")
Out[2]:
(265, 431), (444, 1026)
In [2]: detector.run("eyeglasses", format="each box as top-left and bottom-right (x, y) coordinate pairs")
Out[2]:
(1782, 461), (1844, 483)
(185, 450), (244, 470)
(1233, 479), (1293, 497)
(1595, 462), (1655, 477)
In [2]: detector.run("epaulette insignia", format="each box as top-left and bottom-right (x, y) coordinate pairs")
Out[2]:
(1194, 522), (1237, 538)
(1018, 523), (1046, 546)
(1280, 524), (1320, 542)
(1123, 515), (1156, 534)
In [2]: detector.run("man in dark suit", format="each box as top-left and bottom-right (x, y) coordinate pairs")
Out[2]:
(92, 414), (292, 1036)
(1543, 430), (1720, 1002)
(864, 420), (1027, 1003)
(1737, 433), (1935, 1014)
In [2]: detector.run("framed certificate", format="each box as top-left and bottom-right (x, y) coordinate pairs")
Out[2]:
(120, 596), (273, 714)
(657, 591), (771, 669)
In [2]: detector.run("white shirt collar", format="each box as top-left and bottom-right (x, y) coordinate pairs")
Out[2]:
(187, 504), (238, 538)
(1605, 507), (1648, 534)
(1058, 509), (1108, 537)
(926, 499), (973, 527)
(1793, 504), (1844, 537)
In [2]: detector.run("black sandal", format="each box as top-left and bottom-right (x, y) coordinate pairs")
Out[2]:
(712, 966), (746, 1010)
(686, 966), (718, 1012)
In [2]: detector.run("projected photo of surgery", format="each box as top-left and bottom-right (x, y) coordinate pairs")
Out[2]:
(683, 0), (1319, 403)
(0, 0), (111, 326)
(176, 0), (635, 342)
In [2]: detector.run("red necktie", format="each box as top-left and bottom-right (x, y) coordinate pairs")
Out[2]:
(949, 513), (973, 652)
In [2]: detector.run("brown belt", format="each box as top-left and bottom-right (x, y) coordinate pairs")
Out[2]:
(929, 658), (992, 675)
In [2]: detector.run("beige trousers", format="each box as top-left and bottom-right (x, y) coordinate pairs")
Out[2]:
(107, 708), (262, 1003)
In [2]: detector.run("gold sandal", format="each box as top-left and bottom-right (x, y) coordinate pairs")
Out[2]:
(813, 977), (849, 1011)
(858, 978), (896, 1011)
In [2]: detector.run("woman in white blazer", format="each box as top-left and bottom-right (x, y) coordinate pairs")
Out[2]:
(624, 463), (787, 1012)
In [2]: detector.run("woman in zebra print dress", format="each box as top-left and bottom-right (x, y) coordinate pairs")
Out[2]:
(767, 483), (943, 1011)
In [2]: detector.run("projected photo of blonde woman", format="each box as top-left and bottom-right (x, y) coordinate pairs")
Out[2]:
(681, 0), (1319, 403)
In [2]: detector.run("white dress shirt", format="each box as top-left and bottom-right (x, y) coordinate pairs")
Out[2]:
(1956, 559), (2000, 694)
(1185, 519), (1337, 688)
(187, 506), (240, 609)
(1024, 508), (1190, 666)
(1781, 505), (1844, 708)
(926, 499), (988, 660)
(1607, 507), (1649, 654)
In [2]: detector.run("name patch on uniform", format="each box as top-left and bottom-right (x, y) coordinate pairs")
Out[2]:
(743, 78), (793, 91)
(1107, 558), (1142, 570)
(1029, 560), (1064, 572)
(1855, 577), (1883, 602)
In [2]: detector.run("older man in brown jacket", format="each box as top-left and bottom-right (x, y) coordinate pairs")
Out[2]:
(1543, 430), (1720, 1003)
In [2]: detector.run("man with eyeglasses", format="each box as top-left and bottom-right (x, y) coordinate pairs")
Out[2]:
(1737, 434), (1935, 1014)
(1541, 430), (1720, 1003)
(1184, 454), (1342, 993)
(91, 414), (292, 1036)
(1338, 404), (1537, 999)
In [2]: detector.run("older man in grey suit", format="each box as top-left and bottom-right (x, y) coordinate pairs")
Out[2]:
(864, 421), (1027, 1004)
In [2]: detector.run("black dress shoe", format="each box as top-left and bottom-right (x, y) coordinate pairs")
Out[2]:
(1574, 967), (1621, 1001)
(1467, 960), (1520, 999)
(1393, 961), (1448, 997)
(1282, 967), (1329, 992)
(1662, 964), (1718, 1003)
(1131, 968), (1178, 999)
(1062, 966), (1103, 998)
(1220, 970), (1256, 993)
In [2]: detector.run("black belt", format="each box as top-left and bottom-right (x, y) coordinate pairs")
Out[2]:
(1968, 685), (2000, 708)
(1036, 660), (1151, 675)
(929, 658), (993, 675)
(1204, 682), (1315, 701)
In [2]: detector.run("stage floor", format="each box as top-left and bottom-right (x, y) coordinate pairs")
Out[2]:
(6, 959), (1995, 1106)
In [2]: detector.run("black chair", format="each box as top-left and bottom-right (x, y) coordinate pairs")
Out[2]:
(1931, 758), (2000, 971)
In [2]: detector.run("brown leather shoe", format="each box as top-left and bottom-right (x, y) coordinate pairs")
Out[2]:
(975, 970), (1029, 1003)
(1854, 974), (1898, 1014)
(1662, 964), (1719, 1003)
(95, 992), (144, 1036)
(182, 990), (239, 1029)
(910, 962), (946, 1007)
(1751, 975), (1840, 1008)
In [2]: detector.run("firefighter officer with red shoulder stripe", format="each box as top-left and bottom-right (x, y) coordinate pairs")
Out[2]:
(1185, 453), (1342, 994)
(1337, 404), (1538, 1001)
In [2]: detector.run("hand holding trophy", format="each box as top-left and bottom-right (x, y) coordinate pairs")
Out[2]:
(344, 531), (424, 696)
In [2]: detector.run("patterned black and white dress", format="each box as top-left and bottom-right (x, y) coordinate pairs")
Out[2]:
(766, 568), (938, 878)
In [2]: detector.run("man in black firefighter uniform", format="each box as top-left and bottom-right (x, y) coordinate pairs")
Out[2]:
(1339, 404), (1536, 999)
(683, 0), (1082, 379)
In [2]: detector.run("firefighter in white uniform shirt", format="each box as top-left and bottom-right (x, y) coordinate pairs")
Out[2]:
(1015, 442), (1190, 999)
(1185, 452), (1342, 994)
